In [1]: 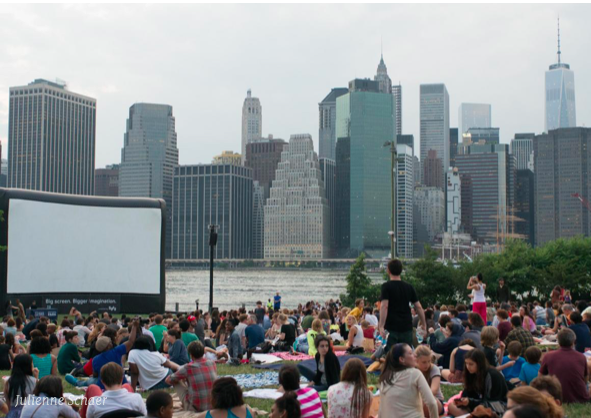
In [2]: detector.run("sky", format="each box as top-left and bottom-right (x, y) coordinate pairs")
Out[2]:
(1, 4), (590, 167)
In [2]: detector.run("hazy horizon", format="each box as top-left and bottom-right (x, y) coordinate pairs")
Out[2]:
(1, 4), (590, 168)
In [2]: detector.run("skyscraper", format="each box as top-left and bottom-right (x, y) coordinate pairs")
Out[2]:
(534, 128), (591, 246)
(397, 144), (414, 259)
(318, 88), (349, 160)
(319, 158), (336, 257)
(264, 134), (329, 260)
(545, 20), (576, 132)
(414, 187), (445, 243)
(458, 103), (491, 135)
(374, 55), (401, 136)
(171, 164), (253, 260)
(420, 84), (450, 179)
(337, 79), (395, 256)
(397, 134), (414, 150)
(515, 169), (535, 246)
(7, 79), (96, 195)
(95, 165), (119, 197)
(252, 181), (265, 259)
(459, 128), (501, 155)
(423, 150), (444, 190)
(244, 137), (286, 200)
(510, 133), (535, 171)
(455, 144), (515, 244)
(119, 103), (179, 257)
(446, 168), (461, 233)
(449, 128), (458, 168)
(335, 137), (351, 255)
(241, 89), (262, 164)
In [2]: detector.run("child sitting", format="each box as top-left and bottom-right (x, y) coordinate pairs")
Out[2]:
(481, 326), (503, 368)
(500, 341), (526, 386)
(360, 320), (375, 340)
(519, 346), (542, 385)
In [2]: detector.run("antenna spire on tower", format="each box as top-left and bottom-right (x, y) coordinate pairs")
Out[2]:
(381, 36), (383, 59)
(557, 16), (561, 64)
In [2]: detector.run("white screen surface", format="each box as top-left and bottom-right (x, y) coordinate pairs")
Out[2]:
(7, 199), (162, 294)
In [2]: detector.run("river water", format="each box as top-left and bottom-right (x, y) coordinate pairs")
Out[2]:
(165, 269), (357, 311)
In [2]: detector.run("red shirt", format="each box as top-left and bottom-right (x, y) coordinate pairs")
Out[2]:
(540, 347), (589, 403)
(168, 358), (218, 411)
(363, 327), (375, 339)
(497, 321), (512, 342)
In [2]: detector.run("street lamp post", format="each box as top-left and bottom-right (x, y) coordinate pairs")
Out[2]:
(208, 225), (218, 313)
(383, 141), (397, 259)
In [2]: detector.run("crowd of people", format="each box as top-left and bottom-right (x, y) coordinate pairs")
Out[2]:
(1, 261), (591, 418)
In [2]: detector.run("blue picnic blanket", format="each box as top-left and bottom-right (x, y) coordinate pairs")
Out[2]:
(220, 371), (308, 389)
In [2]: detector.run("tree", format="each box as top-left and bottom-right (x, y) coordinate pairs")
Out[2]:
(340, 253), (375, 306)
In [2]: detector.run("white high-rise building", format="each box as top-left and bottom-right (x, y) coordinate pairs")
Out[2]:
(264, 134), (329, 260)
(397, 144), (414, 259)
(545, 19), (576, 132)
(414, 186), (445, 243)
(458, 103), (491, 135)
(446, 168), (461, 233)
(510, 133), (535, 171)
(420, 84), (449, 180)
(241, 89), (262, 164)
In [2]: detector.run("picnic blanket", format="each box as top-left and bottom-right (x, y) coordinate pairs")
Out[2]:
(253, 354), (373, 371)
(251, 353), (283, 364)
(269, 350), (348, 362)
(221, 372), (309, 388)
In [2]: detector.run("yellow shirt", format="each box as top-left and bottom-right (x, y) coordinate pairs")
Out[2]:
(350, 307), (363, 321)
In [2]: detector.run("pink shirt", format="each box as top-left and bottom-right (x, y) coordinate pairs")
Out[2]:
(296, 387), (324, 418)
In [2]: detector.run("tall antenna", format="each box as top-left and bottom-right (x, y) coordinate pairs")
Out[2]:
(381, 35), (383, 59)
(557, 16), (561, 64)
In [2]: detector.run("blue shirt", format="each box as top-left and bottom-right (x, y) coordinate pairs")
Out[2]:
(168, 339), (189, 366)
(93, 344), (128, 390)
(244, 324), (265, 349)
(569, 323), (591, 353)
(501, 356), (526, 380)
(274, 295), (281, 309)
(519, 362), (541, 385)
(228, 330), (243, 359)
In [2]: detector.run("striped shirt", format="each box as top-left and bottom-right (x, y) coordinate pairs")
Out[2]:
(296, 387), (324, 418)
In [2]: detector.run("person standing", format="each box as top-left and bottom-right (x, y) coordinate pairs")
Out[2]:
(274, 292), (282, 311)
(496, 278), (510, 303)
(468, 274), (487, 324)
(379, 259), (427, 350)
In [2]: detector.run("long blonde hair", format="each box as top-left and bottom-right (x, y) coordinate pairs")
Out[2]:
(87, 322), (105, 344)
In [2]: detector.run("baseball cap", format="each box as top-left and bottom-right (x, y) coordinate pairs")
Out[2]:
(187, 315), (196, 322)
(96, 336), (112, 352)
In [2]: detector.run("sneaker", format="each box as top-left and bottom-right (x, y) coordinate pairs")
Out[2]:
(65, 374), (79, 387)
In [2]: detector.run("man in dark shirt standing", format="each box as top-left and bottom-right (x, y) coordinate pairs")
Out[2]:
(378, 259), (427, 351)
(496, 278), (510, 303)
(254, 301), (266, 325)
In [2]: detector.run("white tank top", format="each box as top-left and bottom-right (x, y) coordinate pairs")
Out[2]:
(474, 284), (486, 303)
(352, 324), (364, 347)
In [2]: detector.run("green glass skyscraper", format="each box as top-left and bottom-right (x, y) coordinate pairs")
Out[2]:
(336, 79), (395, 257)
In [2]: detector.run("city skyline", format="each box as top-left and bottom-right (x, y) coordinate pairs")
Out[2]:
(2, 5), (590, 168)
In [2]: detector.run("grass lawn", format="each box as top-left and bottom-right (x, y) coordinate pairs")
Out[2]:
(2, 362), (590, 417)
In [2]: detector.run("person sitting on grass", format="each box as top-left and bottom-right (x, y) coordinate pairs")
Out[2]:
(378, 343), (439, 418)
(568, 311), (591, 353)
(327, 358), (372, 418)
(518, 346), (542, 385)
(530, 375), (563, 406)
(447, 349), (508, 417)
(194, 377), (254, 418)
(414, 345), (444, 417)
(441, 339), (476, 383)
(146, 391), (174, 418)
(429, 322), (464, 369)
(29, 336), (57, 378)
(166, 341), (218, 412)
(279, 364), (324, 418)
(480, 325), (503, 367)
(506, 386), (564, 418)
(180, 319), (198, 347)
(57, 331), (82, 375)
(150, 315), (168, 351)
(3, 354), (39, 417)
(306, 319), (326, 357)
(298, 335), (340, 392)
(539, 328), (589, 403)
(500, 341), (526, 387)
(503, 315), (535, 356)
(333, 315), (364, 354)
(270, 392), (301, 418)
(165, 329), (189, 366)
(85, 362), (146, 418)
(128, 336), (179, 391)
(226, 319), (243, 365)
(20, 376), (79, 418)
